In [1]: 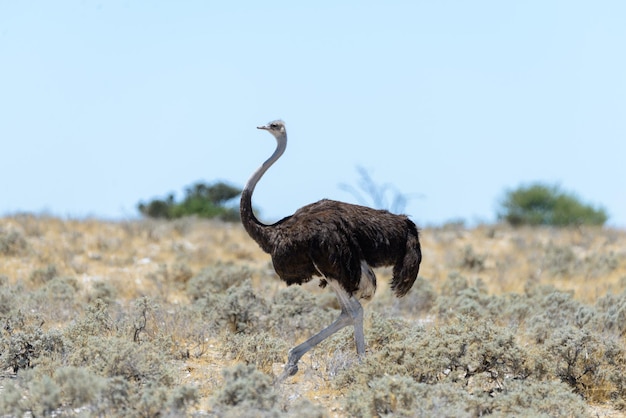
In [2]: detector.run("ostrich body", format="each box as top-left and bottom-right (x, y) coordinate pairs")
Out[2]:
(240, 120), (422, 378)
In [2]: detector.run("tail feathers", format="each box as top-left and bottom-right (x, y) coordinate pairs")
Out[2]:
(390, 223), (422, 297)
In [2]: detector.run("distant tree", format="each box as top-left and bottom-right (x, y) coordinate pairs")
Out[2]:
(498, 183), (608, 227)
(137, 194), (175, 219)
(138, 181), (241, 222)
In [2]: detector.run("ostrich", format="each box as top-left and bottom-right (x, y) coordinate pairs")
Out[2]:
(240, 120), (422, 379)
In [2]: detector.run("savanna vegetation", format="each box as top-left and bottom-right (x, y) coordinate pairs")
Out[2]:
(1, 214), (625, 417)
(498, 183), (608, 227)
(138, 181), (241, 222)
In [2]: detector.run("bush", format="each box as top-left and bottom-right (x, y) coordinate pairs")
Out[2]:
(193, 278), (267, 334)
(366, 375), (424, 416)
(0, 316), (65, 373)
(524, 287), (585, 343)
(138, 181), (241, 221)
(332, 324), (424, 387)
(223, 331), (287, 374)
(596, 291), (626, 336)
(89, 280), (118, 305)
(219, 279), (268, 333)
(344, 377), (485, 417)
(0, 227), (28, 256)
(212, 364), (277, 411)
(434, 274), (492, 320)
(539, 326), (626, 403)
(498, 183), (608, 226)
(53, 366), (106, 408)
(186, 264), (252, 300)
(493, 380), (589, 416)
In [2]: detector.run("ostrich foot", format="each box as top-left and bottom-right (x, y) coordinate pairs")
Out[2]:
(281, 350), (301, 378)
(284, 361), (299, 376)
(274, 348), (302, 383)
(278, 347), (305, 378)
(274, 360), (299, 385)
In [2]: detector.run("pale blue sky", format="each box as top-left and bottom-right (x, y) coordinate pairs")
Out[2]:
(1, 1), (625, 227)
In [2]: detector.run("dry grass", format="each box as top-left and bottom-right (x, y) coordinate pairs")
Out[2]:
(1, 214), (626, 416)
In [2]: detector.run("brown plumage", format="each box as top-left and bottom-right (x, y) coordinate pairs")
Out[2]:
(240, 120), (422, 379)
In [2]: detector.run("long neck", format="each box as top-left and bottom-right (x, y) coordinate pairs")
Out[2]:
(240, 132), (287, 252)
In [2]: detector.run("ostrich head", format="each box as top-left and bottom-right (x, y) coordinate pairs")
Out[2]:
(257, 120), (286, 138)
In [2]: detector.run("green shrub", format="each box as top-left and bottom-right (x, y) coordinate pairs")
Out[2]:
(212, 364), (277, 412)
(27, 374), (62, 416)
(524, 288), (585, 343)
(333, 324), (425, 387)
(0, 279), (19, 315)
(133, 382), (198, 417)
(434, 274), (492, 320)
(414, 317), (529, 385)
(187, 263), (252, 300)
(540, 326), (626, 403)
(0, 315), (65, 373)
(64, 299), (115, 345)
(371, 375), (422, 416)
(223, 330), (287, 373)
(166, 384), (200, 414)
(53, 366), (106, 408)
(138, 181), (241, 221)
(366, 312), (414, 349)
(596, 291), (626, 336)
(0, 380), (26, 416)
(220, 279), (268, 333)
(68, 334), (173, 384)
(493, 380), (589, 417)
(344, 377), (484, 418)
(485, 292), (533, 328)
(284, 398), (328, 418)
(498, 183), (608, 226)
(35, 277), (81, 322)
(137, 194), (174, 219)
(89, 280), (118, 305)
(534, 243), (618, 280)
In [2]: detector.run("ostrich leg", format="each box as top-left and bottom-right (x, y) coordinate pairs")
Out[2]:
(279, 281), (365, 380)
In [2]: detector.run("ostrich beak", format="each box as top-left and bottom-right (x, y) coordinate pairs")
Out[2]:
(257, 125), (269, 130)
